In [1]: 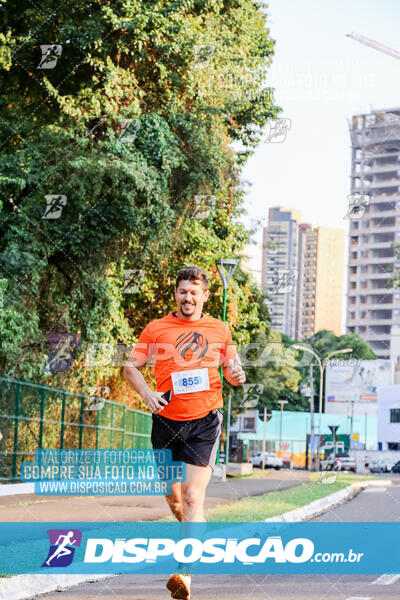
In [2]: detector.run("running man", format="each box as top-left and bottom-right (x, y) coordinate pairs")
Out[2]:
(123, 265), (245, 599)
(45, 531), (77, 566)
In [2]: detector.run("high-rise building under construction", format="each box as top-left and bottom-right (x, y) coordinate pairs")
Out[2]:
(347, 108), (400, 359)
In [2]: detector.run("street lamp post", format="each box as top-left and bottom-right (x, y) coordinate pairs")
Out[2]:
(300, 366), (315, 470)
(216, 259), (238, 323)
(293, 345), (353, 471)
(215, 258), (239, 465)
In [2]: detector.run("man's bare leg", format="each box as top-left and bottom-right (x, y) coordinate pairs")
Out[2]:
(181, 463), (212, 522)
(166, 464), (212, 598)
(165, 481), (184, 521)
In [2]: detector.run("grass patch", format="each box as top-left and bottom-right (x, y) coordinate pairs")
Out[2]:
(226, 469), (282, 480)
(205, 471), (374, 522)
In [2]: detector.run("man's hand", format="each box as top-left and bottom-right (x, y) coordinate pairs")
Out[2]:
(123, 358), (169, 414)
(143, 390), (169, 414)
(227, 356), (246, 385)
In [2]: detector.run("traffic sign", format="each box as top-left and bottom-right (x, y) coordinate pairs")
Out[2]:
(258, 410), (272, 421)
(328, 425), (340, 438)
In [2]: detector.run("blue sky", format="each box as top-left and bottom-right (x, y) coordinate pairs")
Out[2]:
(243, 0), (400, 279)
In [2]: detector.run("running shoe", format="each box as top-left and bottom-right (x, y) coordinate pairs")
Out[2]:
(166, 573), (191, 599)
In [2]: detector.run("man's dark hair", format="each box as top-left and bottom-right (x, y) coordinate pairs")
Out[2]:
(175, 266), (209, 289)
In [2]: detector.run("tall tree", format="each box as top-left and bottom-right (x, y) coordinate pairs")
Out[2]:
(0, 1), (280, 394)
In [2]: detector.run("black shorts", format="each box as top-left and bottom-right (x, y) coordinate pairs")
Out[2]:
(151, 409), (223, 470)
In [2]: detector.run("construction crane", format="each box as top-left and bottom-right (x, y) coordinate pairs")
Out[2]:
(346, 32), (400, 60)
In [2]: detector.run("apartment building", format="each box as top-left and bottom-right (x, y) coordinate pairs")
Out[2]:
(241, 245), (262, 287)
(347, 107), (400, 359)
(262, 207), (300, 338)
(263, 208), (344, 340)
(296, 223), (315, 339)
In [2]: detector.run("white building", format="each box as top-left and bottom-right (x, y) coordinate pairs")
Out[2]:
(377, 384), (400, 451)
(390, 325), (400, 384)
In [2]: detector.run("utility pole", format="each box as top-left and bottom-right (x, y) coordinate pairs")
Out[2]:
(309, 363), (315, 471)
(261, 407), (272, 469)
(262, 407), (267, 470)
(350, 394), (356, 439)
(278, 400), (288, 457)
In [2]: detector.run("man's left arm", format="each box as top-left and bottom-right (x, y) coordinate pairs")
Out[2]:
(224, 355), (246, 385)
(221, 327), (246, 386)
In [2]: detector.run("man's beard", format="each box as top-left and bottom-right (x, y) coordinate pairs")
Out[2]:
(182, 302), (195, 313)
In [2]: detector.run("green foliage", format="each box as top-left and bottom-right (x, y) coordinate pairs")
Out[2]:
(300, 330), (377, 362)
(226, 327), (301, 416)
(0, 0), (281, 394)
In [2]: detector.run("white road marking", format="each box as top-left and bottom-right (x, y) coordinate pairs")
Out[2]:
(371, 573), (400, 585)
(363, 487), (388, 493)
(345, 597), (372, 599)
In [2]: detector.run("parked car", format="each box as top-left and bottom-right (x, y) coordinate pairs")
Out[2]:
(369, 458), (396, 473)
(391, 461), (400, 473)
(320, 453), (356, 472)
(249, 452), (283, 469)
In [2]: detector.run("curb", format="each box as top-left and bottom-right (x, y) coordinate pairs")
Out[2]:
(265, 478), (388, 523)
(0, 574), (114, 600)
(0, 483), (35, 497)
(265, 484), (357, 522)
(0, 478), (388, 600)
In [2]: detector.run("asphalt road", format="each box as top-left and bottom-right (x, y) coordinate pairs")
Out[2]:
(0, 469), (308, 521)
(39, 475), (400, 600)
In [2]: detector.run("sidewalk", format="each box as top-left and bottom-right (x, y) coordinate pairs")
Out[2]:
(0, 470), (309, 522)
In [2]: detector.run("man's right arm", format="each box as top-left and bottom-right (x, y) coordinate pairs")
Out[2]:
(123, 356), (168, 413)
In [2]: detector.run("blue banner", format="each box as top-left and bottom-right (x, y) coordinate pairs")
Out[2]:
(0, 522), (398, 574)
(19, 450), (186, 496)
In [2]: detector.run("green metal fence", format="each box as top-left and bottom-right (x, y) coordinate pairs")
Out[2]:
(0, 377), (152, 482)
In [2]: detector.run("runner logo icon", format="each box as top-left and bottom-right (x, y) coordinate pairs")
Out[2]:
(42, 529), (82, 567)
(175, 332), (209, 360)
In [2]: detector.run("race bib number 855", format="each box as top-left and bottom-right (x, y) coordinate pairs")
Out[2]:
(171, 368), (210, 395)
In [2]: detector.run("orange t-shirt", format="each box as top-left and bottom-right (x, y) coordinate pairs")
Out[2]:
(130, 312), (238, 420)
